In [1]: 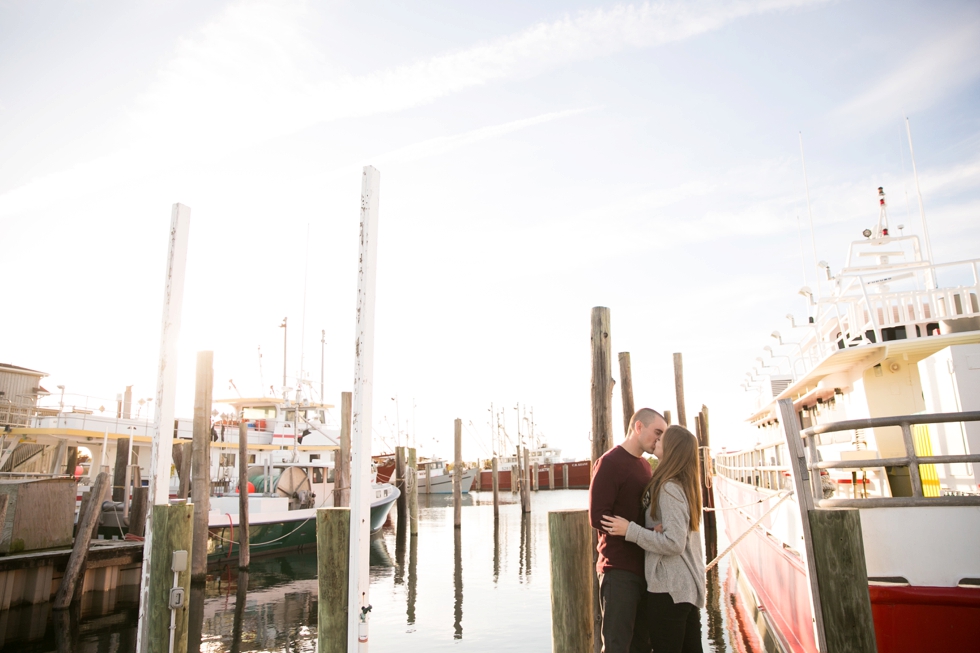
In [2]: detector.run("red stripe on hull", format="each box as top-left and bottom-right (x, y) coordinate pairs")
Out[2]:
(869, 585), (980, 653)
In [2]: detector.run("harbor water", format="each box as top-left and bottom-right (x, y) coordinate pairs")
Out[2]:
(3, 489), (758, 652)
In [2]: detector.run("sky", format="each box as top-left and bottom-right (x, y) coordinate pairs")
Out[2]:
(2, 0), (979, 462)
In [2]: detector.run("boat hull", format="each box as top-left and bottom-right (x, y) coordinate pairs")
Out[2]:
(418, 468), (476, 494)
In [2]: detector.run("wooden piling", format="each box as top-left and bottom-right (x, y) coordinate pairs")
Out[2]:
(112, 437), (130, 502)
(408, 447), (419, 536)
(395, 446), (407, 523)
(130, 486), (149, 537)
(698, 406), (717, 556)
(176, 441), (192, 500)
(237, 421), (250, 570)
(55, 471), (110, 608)
(549, 509), (593, 653)
(191, 351), (213, 582)
(548, 464), (555, 491)
(317, 508), (350, 653)
(511, 465), (519, 494)
(563, 464), (569, 489)
(533, 462), (539, 492)
(590, 306), (613, 653)
(673, 352), (687, 428)
(336, 392), (351, 508)
(0, 495), (7, 540)
(522, 447), (531, 513)
(454, 419), (462, 528)
(618, 352), (635, 437)
(146, 502), (194, 653)
(665, 409), (672, 425)
(492, 457), (499, 518)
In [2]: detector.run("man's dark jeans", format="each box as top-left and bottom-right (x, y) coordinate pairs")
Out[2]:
(598, 569), (649, 653)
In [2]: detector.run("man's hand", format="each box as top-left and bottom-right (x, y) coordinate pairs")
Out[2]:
(600, 515), (629, 537)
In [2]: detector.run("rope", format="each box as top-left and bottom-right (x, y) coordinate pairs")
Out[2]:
(704, 490), (794, 572)
(211, 493), (333, 548)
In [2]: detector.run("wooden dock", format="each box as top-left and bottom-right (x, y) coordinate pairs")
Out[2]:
(0, 540), (143, 609)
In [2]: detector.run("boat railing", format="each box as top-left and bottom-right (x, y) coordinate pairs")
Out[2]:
(796, 410), (980, 509)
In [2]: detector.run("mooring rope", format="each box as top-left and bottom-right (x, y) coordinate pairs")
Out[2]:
(704, 490), (795, 572)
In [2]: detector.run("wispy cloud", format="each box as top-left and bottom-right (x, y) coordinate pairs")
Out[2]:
(834, 21), (980, 121)
(0, 0), (829, 217)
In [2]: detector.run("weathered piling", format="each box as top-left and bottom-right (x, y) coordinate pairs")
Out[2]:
(511, 464), (519, 494)
(176, 441), (193, 500)
(665, 409), (672, 425)
(408, 447), (419, 536)
(522, 447), (531, 513)
(146, 502), (193, 653)
(492, 457), (500, 517)
(112, 437), (130, 503)
(697, 405), (717, 560)
(237, 421), (250, 569)
(533, 462), (539, 491)
(590, 306), (613, 653)
(454, 419), (462, 528)
(336, 392), (352, 508)
(130, 487), (149, 537)
(317, 508), (350, 653)
(395, 446), (407, 521)
(618, 352), (635, 437)
(549, 509), (593, 653)
(54, 471), (109, 609)
(191, 350), (213, 582)
(548, 464), (555, 490)
(673, 352), (687, 427)
(563, 464), (569, 489)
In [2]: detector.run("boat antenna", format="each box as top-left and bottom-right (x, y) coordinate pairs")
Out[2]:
(898, 125), (913, 224)
(300, 223), (310, 389)
(906, 117), (935, 279)
(799, 132), (822, 300)
(280, 317), (288, 397)
(796, 215), (811, 320)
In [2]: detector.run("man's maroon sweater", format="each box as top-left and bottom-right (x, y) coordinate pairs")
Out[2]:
(588, 444), (652, 577)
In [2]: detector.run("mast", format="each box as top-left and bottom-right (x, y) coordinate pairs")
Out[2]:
(906, 117), (935, 287)
(799, 132), (822, 299)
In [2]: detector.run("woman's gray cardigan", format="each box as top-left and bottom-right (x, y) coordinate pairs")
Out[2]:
(624, 480), (706, 608)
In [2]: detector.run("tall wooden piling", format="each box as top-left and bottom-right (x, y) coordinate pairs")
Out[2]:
(563, 464), (569, 489)
(511, 465), (519, 494)
(590, 306), (613, 653)
(237, 421), (250, 570)
(55, 471), (109, 609)
(395, 446), (407, 521)
(548, 464), (555, 490)
(492, 457), (499, 518)
(673, 352), (687, 428)
(112, 438), (129, 503)
(549, 509), (593, 653)
(335, 392), (351, 508)
(317, 508), (350, 653)
(697, 406), (717, 559)
(618, 352), (635, 437)
(176, 441), (192, 500)
(130, 486), (149, 537)
(522, 447), (531, 513)
(665, 409), (672, 425)
(191, 350), (213, 582)
(454, 419), (462, 527)
(408, 447), (419, 536)
(533, 462), (539, 491)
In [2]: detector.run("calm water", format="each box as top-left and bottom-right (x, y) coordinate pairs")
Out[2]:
(2, 490), (756, 652)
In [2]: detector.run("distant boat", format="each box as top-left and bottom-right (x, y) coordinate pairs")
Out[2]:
(374, 456), (477, 494)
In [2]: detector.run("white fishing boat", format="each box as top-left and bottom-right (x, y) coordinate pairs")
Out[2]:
(416, 458), (477, 494)
(715, 186), (980, 652)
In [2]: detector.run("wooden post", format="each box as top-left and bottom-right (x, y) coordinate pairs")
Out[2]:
(491, 457), (499, 518)
(145, 503), (194, 653)
(130, 487), (149, 537)
(55, 471), (110, 608)
(548, 464), (555, 490)
(618, 352), (635, 438)
(511, 465), (519, 494)
(533, 461), (539, 491)
(454, 419), (462, 528)
(191, 350), (213, 582)
(549, 509), (593, 653)
(49, 438), (68, 475)
(408, 447), (419, 536)
(425, 462), (431, 495)
(590, 306), (612, 653)
(347, 165), (381, 651)
(395, 446), (407, 521)
(176, 441), (192, 500)
(808, 510), (878, 653)
(563, 464), (569, 489)
(699, 406), (717, 559)
(673, 352), (687, 428)
(237, 421), (250, 570)
(113, 437), (130, 502)
(522, 447), (531, 513)
(317, 508), (350, 653)
(665, 409), (672, 425)
(336, 391), (351, 508)
(0, 495), (7, 542)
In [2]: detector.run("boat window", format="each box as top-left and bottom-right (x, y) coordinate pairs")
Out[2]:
(242, 406), (277, 420)
(312, 467), (324, 483)
(219, 453), (236, 467)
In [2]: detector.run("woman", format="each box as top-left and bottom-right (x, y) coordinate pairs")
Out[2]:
(601, 425), (705, 653)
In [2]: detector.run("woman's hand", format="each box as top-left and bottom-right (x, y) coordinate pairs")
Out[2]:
(653, 523), (663, 533)
(600, 515), (629, 537)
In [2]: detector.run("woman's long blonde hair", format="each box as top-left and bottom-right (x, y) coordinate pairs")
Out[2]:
(646, 425), (702, 531)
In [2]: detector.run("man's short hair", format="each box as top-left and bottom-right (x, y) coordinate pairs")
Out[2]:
(628, 408), (665, 435)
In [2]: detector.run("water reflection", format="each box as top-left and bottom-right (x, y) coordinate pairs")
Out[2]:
(453, 527), (463, 639)
(492, 517), (500, 584)
(229, 572), (248, 653)
(406, 533), (417, 629)
(519, 511), (532, 581)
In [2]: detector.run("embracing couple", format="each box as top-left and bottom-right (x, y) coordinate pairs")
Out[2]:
(588, 408), (706, 653)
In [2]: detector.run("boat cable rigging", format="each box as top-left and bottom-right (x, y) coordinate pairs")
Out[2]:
(704, 490), (795, 572)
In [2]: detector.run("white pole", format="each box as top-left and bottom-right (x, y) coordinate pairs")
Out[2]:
(799, 132), (821, 300)
(136, 203), (191, 653)
(349, 166), (380, 652)
(906, 117), (935, 285)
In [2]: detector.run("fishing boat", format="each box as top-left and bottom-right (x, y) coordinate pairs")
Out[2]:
(373, 456), (478, 494)
(715, 186), (980, 652)
(205, 459), (399, 564)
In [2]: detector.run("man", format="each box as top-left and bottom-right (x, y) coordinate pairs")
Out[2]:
(589, 407), (667, 653)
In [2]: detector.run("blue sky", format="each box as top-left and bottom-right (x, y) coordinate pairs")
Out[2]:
(2, 0), (979, 459)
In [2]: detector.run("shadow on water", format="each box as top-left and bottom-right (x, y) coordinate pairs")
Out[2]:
(0, 490), (763, 652)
